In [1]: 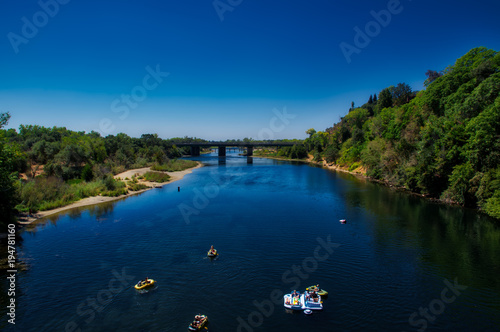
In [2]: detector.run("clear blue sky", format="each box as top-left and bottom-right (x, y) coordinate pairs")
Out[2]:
(1, 0), (499, 140)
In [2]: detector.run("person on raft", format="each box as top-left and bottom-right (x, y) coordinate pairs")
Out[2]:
(138, 277), (149, 286)
(209, 245), (216, 254)
(192, 315), (202, 327)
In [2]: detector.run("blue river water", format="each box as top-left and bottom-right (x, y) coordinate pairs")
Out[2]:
(2, 152), (500, 331)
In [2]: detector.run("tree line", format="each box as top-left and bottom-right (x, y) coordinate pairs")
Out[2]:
(300, 47), (499, 219)
(0, 120), (205, 223)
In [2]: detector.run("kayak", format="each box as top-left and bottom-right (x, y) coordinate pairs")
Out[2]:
(188, 314), (208, 331)
(134, 279), (155, 290)
(306, 285), (328, 296)
(207, 249), (218, 257)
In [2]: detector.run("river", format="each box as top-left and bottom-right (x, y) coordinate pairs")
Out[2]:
(2, 152), (500, 331)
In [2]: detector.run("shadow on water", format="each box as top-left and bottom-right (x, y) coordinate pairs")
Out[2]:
(336, 170), (500, 291)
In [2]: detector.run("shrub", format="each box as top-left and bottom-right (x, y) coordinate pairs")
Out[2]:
(349, 162), (361, 172)
(151, 159), (198, 172)
(127, 182), (149, 191)
(103, 175), (117, 191)
(143, 171), (171, 183)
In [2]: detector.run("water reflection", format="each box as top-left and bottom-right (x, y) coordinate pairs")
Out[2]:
(336, 171), (500, 290)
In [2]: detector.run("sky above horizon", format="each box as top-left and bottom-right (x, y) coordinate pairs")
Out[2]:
(1, 0), (499, 140)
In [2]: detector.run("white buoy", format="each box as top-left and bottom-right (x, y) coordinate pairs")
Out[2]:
(304, 309), (312, 315)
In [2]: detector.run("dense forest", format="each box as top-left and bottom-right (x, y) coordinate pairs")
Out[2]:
(300, 47), (500, 219)
(0, 120), (204, 223)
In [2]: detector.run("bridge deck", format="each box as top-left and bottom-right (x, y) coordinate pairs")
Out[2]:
(174, 142), (298, 147)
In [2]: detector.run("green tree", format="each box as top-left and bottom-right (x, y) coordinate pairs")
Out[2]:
(378, 88), (393, 109)
(424, 70), (443, 87)
(393, 83), (413, 106)
(306, 128), (316, 138)
(81, 164), (94, 182)
(0, 113), (24, 221)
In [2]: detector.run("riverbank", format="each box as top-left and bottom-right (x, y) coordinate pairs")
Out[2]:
(255, 154), (441, 201)
(254, 154), (367, 176)
(17, 162), (203, 224)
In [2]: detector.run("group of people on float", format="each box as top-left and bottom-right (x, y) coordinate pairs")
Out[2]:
(305, 284), (320, 302)
(191, 315), (205, 328)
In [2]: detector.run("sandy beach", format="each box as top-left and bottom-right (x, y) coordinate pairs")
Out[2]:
(18, 162), (203, 223)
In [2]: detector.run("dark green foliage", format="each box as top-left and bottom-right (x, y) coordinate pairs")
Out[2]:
(475, 168), (500, 219)
(103, 175), (118, 191)
(0, 113), (25, 221)
(0, 112), (11, 128)
(305, 47), (500, 219)
(378, 87), (393, 109)
(81, 164), (94, 182)
(324, 145), (339, 163)
(393, 83), (413, 107)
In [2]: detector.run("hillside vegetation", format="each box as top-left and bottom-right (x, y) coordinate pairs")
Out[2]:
(302, 47), (500, 219)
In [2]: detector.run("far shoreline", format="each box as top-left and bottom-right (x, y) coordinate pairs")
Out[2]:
(254, 154), (451, 205)
(17, 162), (203, 224)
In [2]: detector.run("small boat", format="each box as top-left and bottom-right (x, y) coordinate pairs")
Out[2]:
(306, 285), (328, 297)
(188, 314), (208, 331)
(134, 278), (155, 290)
(340, 219), (346, 224)
(304, 309), (312, 315)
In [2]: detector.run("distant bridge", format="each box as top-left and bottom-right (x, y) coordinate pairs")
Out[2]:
(174, 142), (297, 156)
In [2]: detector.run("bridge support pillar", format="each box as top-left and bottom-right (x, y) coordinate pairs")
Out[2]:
(218, 146), (226, 157)
(191, 146), (200, 156)
(246, 146), (253, 156)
